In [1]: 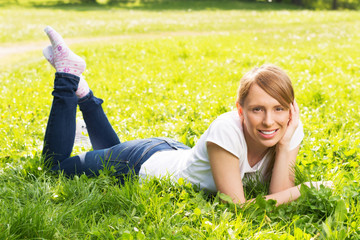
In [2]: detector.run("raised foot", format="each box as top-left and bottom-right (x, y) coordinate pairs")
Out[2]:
(44, 26), (86, 77)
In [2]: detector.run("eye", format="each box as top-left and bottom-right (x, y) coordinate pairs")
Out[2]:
(252, 107), (262, 112)
(275, 107), (285, 111)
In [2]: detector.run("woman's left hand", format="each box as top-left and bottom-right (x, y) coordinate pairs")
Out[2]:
(278, 100), (300, 149)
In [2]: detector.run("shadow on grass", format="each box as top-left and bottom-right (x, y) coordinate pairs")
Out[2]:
(0, 0), (303, 11)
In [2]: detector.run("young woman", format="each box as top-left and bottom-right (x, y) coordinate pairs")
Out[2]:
(42, 26), (327, 206)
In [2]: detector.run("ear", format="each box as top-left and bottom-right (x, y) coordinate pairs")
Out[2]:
(236, 102), (244, 120)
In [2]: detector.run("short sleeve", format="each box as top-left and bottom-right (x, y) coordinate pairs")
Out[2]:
(205, 118), (245, 159)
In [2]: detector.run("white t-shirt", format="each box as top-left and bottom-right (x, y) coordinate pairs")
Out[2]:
(139, 111), (304, 192)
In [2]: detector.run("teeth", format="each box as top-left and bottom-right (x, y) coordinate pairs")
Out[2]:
(260, 130), (276, 135)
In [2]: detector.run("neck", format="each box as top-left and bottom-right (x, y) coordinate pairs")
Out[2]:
(243, 124), (269, 167)
(247, 148), (268, 167)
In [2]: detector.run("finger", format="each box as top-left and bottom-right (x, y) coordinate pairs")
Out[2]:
(288, 102), (294, 121)
(44, 26), (65, 48)
(288, 102), (299, 127)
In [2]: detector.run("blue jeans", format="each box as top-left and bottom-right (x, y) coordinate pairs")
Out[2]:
(42, 72), (190, 179)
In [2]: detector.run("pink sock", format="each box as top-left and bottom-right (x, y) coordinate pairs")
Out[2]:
(43, 45), (90, 98)
(44, 26), (86, 77)
(43, 45), (55, 67)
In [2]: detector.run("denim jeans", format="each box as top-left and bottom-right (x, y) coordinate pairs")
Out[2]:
(42, 72), (190, 178)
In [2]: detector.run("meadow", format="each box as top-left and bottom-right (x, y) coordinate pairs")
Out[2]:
(0, 1), (360, 239)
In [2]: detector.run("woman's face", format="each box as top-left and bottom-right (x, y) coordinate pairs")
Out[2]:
(237, 84), (290, 149)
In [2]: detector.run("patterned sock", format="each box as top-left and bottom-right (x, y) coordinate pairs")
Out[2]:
(44, 26), (86, 77)
(43, 45), (55, 67)
(43, 45), (90, 98)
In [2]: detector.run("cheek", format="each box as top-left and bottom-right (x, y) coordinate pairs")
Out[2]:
(277, 112), (290, 125)
(244, 115), (263, 131)
(243, 114), (255, 125)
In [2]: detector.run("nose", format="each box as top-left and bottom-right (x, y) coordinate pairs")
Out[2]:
(262, 112), (274, 127)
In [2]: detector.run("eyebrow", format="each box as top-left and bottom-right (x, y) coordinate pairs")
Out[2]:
(247, 104), (286, 108)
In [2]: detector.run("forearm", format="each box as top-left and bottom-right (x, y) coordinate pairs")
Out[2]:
(265, 185), (300, 205)
(269, 145), (298, 194)
(245, 181), (333, 207)
(243, 185), (301, 206)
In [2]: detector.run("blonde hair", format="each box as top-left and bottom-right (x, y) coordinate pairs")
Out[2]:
(237, 64), (294, 108)
(237, 64), (295, 182)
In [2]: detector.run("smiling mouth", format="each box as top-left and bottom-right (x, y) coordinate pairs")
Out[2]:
(259, 129), (277, 135)
(258, 129), (279, 138)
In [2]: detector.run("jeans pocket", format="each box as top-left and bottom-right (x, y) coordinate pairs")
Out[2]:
(101, 139), (154, 175)
(133, 140), (165, 168)
(100, 153), (130, 175)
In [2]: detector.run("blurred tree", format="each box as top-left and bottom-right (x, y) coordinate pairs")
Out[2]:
(332, 0), (337, 9)
(292, 0), (302, 5)
(79, 0), (98, 3)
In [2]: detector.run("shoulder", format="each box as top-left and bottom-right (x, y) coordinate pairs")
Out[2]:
(211, 111), (242, 130)
(205, 111), (246, 158)
(207, 111), (242, 136)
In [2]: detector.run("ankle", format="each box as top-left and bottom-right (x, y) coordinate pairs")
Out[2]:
(76, 75), (90, 98)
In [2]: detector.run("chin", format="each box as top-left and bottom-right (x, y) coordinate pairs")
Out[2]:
(260, 139), (280, 148)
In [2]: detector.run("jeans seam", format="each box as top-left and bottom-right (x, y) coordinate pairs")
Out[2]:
(55, 72), (80, 82)
(162, 138), (179, 150)
(104, 147), (127, 163)
(78, 90), (93, 104)
(133, 141), (165, 168)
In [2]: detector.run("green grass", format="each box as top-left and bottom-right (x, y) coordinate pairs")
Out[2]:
(0, 1), (358, 44)
(0, 1), (360, 239)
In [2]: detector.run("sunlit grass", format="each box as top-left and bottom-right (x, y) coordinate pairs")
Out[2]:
(0, 2), (359, 239)
(0, 2), (359, 44)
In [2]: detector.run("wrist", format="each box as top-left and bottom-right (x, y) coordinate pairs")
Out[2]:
(276, 142), (291, 152)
